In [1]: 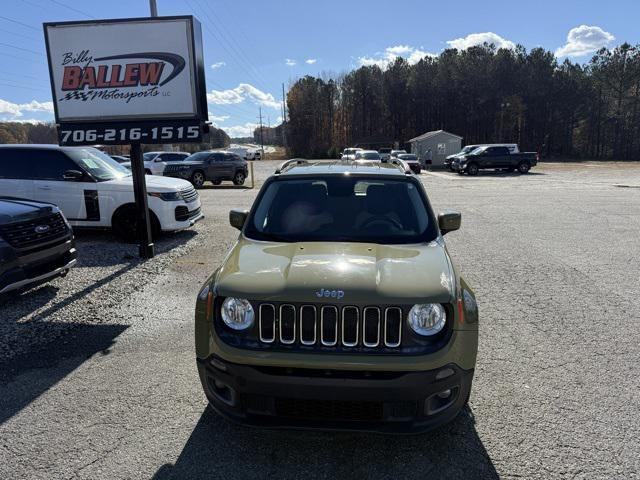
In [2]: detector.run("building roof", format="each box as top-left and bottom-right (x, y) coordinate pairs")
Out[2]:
(280, 160), (410, 177)
(408, 130), (463, 143)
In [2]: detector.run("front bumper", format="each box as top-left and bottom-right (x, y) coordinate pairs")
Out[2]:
(407, 163), (422, 174)
(197, 356), (473, 434)
(0, 238), (77, 293)
(150, 197), (203, 232)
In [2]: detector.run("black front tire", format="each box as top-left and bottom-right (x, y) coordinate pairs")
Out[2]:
(191, 170), (206, 188)
(112, 206), (160, 243)
(466, 163), (479, 176)
(233, 171), (246, 186)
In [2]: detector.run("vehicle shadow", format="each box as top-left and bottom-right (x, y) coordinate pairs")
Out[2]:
(72, 229), (197, 267)
(198, 185), (252, 190)
(438, 171), (546, 178)
(0, 322), (128, 424)
(153, 406), (498, 480)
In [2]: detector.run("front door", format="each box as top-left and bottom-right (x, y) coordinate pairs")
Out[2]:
(30, 150), (97, 223)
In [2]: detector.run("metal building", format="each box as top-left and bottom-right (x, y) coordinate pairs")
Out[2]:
(408, 130), (462, 168)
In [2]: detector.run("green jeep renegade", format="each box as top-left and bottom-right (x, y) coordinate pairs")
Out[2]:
(194, 159), (478, 433)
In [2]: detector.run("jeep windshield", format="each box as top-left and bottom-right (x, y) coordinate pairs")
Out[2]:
(244, 176), (438, 244)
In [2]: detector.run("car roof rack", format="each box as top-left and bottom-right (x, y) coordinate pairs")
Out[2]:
(275, 158), (309, 174)
(387, 158), (412, 174)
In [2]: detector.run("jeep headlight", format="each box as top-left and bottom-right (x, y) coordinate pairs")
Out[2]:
(408, 304), (446, 336)
(221, 297), (254, 330)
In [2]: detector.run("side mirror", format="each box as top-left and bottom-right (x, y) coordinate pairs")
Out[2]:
(229, 209), (249, 230)
(438, 210), (461, 235)
(63, 170), (84, 181)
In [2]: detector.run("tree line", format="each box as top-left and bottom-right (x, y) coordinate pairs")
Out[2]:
(285, 43), (640, 160)
(0, 121), (230, 154)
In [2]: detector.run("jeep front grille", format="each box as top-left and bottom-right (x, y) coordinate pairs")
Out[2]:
(257, 303), (402, 349)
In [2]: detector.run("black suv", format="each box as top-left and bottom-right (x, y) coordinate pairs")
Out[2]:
(163, 151), (248, 188)
(0, 197), (76, 294)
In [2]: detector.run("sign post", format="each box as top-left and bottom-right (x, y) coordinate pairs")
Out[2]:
(43, 16), (208, 258)
(129, 143), (154, 257)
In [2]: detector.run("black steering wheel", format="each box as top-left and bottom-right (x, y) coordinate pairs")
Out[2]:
(360, 215), (403, 230)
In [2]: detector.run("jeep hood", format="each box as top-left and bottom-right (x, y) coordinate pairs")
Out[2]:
(215, 238), (455, 304)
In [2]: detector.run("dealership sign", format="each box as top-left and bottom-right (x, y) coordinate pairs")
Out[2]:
(44, 16), (208, 145)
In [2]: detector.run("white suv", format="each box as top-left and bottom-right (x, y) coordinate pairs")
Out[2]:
(122, 151), (190, 176)
(0, 145), (203, 240)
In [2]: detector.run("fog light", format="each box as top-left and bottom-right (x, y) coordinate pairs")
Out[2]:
(436, 367), (455, 380)
(210, 358), (227, 372)
(437, 389), (452, 399)
(207, 376), (236, 406)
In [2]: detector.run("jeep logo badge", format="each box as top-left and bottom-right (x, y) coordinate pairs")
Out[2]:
(315, 288), (344, 300)
(34, 225), (50, 234)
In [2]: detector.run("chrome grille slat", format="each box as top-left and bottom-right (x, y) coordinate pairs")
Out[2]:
(279, 304), (296, 344)
(300, 305), (317, 345)
(320, 306), (338, 346)
(341, 306), (359, 347)
(256, 304), (403, 349)
(384, 307), (402, 348)
(259, 304), (275, 343)
(363, 307), (381, 347)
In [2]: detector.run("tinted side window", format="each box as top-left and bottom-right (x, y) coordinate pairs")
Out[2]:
(211, 153), (225, 162)
(491, 147), (509, 155)
(226, 154), (242, 162)
(0, 149), (32, 179)
(30, 151), (79, 180)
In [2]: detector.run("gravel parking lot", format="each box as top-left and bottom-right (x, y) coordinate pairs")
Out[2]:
(1, 161), (639, 479)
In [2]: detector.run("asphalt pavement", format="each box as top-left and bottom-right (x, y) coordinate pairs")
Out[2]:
(1, 161), (639, 479)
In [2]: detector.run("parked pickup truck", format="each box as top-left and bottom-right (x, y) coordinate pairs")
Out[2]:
(451, 146), (538, 175)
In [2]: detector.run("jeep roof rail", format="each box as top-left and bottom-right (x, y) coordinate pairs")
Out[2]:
(275, 158), (309, 174)
(387, 158), (412, 175)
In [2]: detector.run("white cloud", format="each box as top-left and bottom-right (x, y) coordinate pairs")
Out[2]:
(305, 58), (317, 64)
(206, 83), (280, 110)
(285, 58), (296, 66)
(358, 45), (435, 68)
(223, 122), (259, 138)
(555, 25), (615, 57)
(209, 114), (229, 122)
(446, 32), (516, 50)
(210, 61), (226, 69)
(0, 98), (54, 119)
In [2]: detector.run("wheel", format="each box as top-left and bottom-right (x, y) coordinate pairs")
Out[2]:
(191, 170), (206, 188)
(466, 162), (479, 176)
(233, 171), (246, 186)
(112, 205), (161, 243)
(517, 161), (530, 174)
(211, 179), (221, 185)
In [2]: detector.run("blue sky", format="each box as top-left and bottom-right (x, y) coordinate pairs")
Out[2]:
(0, 0), (637, 137)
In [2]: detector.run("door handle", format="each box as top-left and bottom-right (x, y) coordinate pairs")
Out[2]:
(37, 186), (52, 190)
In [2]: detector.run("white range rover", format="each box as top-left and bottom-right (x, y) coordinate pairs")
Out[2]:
(0, 145), (203, 240)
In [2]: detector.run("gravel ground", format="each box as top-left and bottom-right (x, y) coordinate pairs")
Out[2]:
(0, 160), (639, 479)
